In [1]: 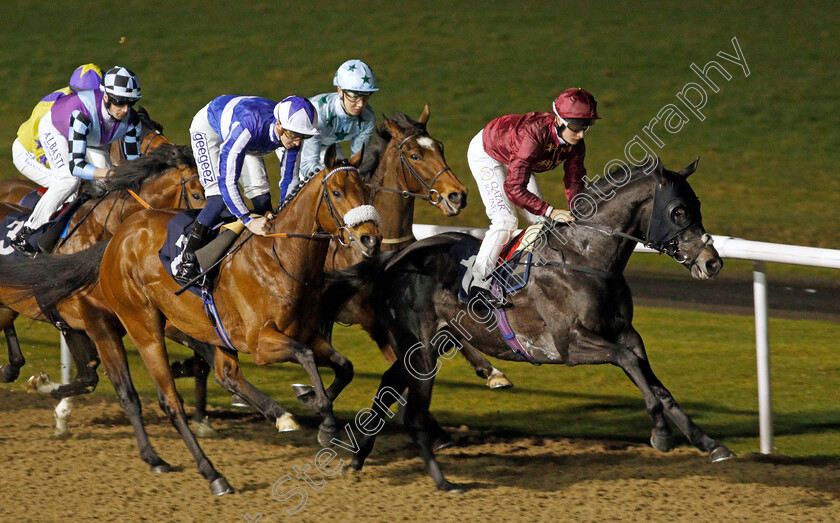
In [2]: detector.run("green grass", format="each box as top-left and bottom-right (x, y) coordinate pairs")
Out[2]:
(4, 304), (839, 458)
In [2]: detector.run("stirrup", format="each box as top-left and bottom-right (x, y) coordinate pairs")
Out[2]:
(10, 228), (38, 256)
(174, 257), (201, 285)
(469, 286), (507, 309)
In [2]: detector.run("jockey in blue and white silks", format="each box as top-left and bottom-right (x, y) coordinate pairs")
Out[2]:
(175, 95), (319, 284)
(11, 66), (143, 255)
(290, 60), (378, 196)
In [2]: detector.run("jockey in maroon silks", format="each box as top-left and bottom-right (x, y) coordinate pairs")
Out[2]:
(467, 87), (600, 306)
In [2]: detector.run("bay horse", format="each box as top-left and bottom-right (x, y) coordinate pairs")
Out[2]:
(320, 158), (734, 492)
(73, 145), (378, 494)
(0, 143), (203, 397)
(323, 106), (512, 391)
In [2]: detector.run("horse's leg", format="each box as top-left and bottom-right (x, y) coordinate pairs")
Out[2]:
(85, 316), (171, 473)
(26, 330), (101, 401)
(569, 324), (734, 462)
(127, 312), (233, 495)
(617, 328), (735, 462)
(293, 335), (353, 404)
(161, 328), (217, 436)
(252, 325), (337, 446)
(351, 361), (409, 471)
(0, 308), (24, 383)
(208, 345), (300, 432)
(403, 351), (464, 493)
(459, 343), (513, 389)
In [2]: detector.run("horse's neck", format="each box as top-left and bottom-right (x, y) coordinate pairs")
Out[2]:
(557, 177), (654, 274)
(373, 143), (415, 245)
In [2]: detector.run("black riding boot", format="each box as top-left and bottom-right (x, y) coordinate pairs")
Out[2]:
(174, 222), (211, 284)
(10, 226), (37, 256)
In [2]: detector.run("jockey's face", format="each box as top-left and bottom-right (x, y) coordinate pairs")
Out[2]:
(277, 123), (303, 149)
(557, 116), (586, 145)
(104, 95), (132, 120)
(338, 87), (370, 117)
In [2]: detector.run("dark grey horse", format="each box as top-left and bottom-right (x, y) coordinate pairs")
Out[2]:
(320, 158), (734, 492)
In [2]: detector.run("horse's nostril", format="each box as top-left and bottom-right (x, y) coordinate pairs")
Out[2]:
(707, 258), (722, 274)
(448, 192), (466, 207)
(361, 235), (377, 249)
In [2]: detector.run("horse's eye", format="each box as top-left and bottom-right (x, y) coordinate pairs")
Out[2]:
(332, 190), (341, 198)
(671, 206), (688, 224)
(410, 154), (420, 161)
(192, 194), (201, 200)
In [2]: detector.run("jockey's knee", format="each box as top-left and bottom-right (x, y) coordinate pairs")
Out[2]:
(489, 215), (518, 234)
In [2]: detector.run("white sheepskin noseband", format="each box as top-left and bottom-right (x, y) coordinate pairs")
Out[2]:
(343, 205), (381, 227)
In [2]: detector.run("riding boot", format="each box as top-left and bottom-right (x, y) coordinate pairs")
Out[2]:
(9, 226), (37, 256)
(468, 279), (507, 309)
(175, 222), (211, 284)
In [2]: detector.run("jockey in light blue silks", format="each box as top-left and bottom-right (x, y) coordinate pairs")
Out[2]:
(11, 66), (143, 255)
(175, 95), (319, 283)
(281, 59), (378, 199)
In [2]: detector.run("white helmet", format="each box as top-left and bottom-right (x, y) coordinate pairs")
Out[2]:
(333, 59), (379, 92)
(103, 66), (142, 101)
(274, 96), (320, 136)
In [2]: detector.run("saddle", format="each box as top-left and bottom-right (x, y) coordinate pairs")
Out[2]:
(1, 195), (88, 256)
(158, 209), (241, 296)
(454, 222), (545, 303)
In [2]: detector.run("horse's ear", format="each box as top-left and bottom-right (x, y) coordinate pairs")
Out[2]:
(677, 157), (700, 178)
(324, 144), (338, 169)
(384, 116), (402, 137)
(350, 144), (365, 168)
(418, 104), (430, 124)
(650, 156), (667, 185)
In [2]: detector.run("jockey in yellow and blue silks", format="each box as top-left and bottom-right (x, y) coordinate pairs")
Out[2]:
(11, 66), (143, 255)
(284, 59), (377, 198)
(12, 64), (103, 188)
(175, 95), (319, 283)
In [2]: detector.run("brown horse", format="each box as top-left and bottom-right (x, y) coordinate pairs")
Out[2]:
(322, 106), (513, 392)
(85, 145), (379, 494)
(0, 143), (203, 392)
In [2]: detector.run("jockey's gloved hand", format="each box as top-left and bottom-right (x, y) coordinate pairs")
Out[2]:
(245, 215), (271, 236)
(548, 208), (575, 223)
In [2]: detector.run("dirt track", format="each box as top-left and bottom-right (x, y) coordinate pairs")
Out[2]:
(2, 386), (838, 522)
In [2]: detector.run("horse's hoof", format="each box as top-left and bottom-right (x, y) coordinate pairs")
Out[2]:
(487, 374), (513, 390)
(230, 394), (250, 409)
(0, 364), (20, 383)
(438, 481), (466, 494)
(433, 434), (455, 452)
(276, 413), (301, 432)
(191, 419), (218, 438)
(53, 428), (71, 439)
(650, 431), (676, 452)
(291, 384), (316, 406)
(209, 477), (235, 496)
(150, 462), (172, 474)
(709, 444), (736, 463)
(317, 428), (337, 447)
(350, 457), (364, 471)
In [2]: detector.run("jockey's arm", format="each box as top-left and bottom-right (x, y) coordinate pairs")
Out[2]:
(121, 111), (142, 161)
(217, 123), (254, 224)
(68, 110), (109, 180)
(504, 137), (552, 217)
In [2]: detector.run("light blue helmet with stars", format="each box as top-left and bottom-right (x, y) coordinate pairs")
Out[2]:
(333, 59), (379, 92)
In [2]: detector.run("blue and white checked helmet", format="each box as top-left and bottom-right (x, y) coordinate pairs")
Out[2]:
(68, 63), (103, 92)
(103, 66), (142, 101)
(332, 59), (379, 92)
(274, 96), (319, 136)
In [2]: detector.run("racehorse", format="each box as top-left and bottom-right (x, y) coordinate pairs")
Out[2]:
(0, 107), (177, 388)
(319, 158), (734, 492)
(323, 106), (512, 391)
(35, 145), (380, 494)
(0, 143), (203, 395)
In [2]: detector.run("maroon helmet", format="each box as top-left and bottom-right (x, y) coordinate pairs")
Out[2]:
(553, 88), (600, 120)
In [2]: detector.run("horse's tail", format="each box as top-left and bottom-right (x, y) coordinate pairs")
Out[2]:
(318, 252), (395, 342)
(0, 242), (108, 308)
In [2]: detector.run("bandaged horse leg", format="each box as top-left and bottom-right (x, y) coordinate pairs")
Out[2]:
(251, 324), (339, 446)
(459, 343), (513, 389)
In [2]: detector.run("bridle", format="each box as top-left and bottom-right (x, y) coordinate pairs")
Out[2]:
(366, 133), (452, 205)
(177, 170), (201, 210)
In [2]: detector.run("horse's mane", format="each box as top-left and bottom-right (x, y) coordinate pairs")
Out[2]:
(359, 112), (427, 179)
(582, 160), (660, 197)
(274, 157), (355, 213)
(104, 143), (195, 192)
